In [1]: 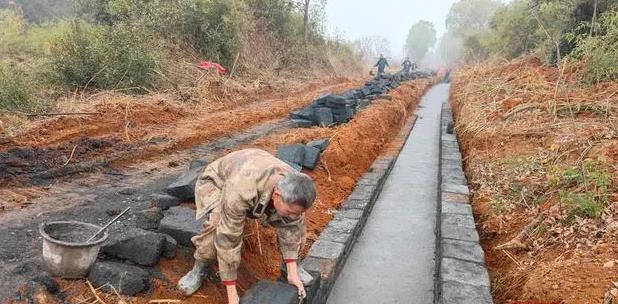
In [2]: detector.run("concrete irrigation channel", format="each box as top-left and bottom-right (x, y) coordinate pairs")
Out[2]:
(241, 84), (494, 304)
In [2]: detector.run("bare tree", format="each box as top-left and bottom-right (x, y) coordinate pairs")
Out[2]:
(302, 0), (310, 46)
(352, 36), (392, 64)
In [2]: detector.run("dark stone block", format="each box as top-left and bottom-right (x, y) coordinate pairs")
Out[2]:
(290, 108), (315, 121)
(315, 107), (334, 128)
(357, 172), (382, 186)
(291, 119), (315, 128)
(276, 144), (306, 166)
(240, 280), (297, 304)
(101, 228), (165, 266)
(358, 99), (371, 109)
(361, 87), (372, 97)
(302, 145), (321, 170)
(157, 207), (206, 246)
(164, 166), (204, 201)
(150, 194), (181, 210)
(88, 262), (149, 296)
(160, 233), (177, 259)
(135, 207), (164, 230)
(325, 95), (349, 108)
(282, 160), (302, 172)
(307, 139), (329, 152)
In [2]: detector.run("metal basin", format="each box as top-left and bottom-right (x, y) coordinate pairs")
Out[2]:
(39, 221), (108, 278)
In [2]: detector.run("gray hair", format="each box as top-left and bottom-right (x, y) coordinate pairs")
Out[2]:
(278, 172), (317, 209)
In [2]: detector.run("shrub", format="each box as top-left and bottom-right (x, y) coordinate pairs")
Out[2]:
(569, 9), (618, 83)
(50, 20), (159, 91)
(0, 61), (44, 112)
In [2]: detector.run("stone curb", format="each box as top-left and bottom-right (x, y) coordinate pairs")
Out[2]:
(300, 114), (420, 304)
(435, 102), (494, 304)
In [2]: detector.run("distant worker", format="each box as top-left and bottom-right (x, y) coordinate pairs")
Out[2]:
(374, 54), (389, 75)
(177, 149), (316, 304)
(443, 68), (452, 83)
(401, 57), (412, 75)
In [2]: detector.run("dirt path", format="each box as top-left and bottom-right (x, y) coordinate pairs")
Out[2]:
(0, 79), (433, 304)
(0, 78), (358, 215)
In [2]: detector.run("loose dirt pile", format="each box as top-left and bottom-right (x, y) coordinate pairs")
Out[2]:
(450, 57), (618, 304)
(26, 80), (432, 304)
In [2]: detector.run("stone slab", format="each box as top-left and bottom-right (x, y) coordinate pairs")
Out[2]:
(442, 183), (470, 195)
(308, 240), (345, 261)
(319, 217), (359, 250)
(333, 208), (363, 220)
(442, 192), (470, 204)
(441, 239), (485, 264)
(442, 221), (479, 243)
(440, 281), (494, 304)
(440, 258), (490, 287)
(442, 213), (476, 229)
(441, 201), (473, 215)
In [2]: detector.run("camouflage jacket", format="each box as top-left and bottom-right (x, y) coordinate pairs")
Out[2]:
(195, 149), (306, 281)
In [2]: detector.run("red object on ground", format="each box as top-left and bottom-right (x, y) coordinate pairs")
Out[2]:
(199, 61), (227, 74)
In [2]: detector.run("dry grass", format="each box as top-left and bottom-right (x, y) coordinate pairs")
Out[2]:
(451, 57), (618, 303)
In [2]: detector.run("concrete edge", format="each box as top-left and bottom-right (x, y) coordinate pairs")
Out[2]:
(435, 98), (494, 304)
(300, 111), (421, 304)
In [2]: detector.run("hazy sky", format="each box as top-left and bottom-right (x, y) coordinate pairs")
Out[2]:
(326, 0), (459, 58)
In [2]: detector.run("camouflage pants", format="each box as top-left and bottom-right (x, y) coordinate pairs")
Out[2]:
(191, 179), (222, 262)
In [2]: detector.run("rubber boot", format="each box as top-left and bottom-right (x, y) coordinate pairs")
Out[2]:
(178, 260), (208, 296)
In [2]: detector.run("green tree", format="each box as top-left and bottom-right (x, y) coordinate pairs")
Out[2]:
(570, 7), (618, 83)
(446, 0), (503, 37)
(445, 0), (503, 62)
(486, 0), (540, 58)
(405, 20), (437, 62)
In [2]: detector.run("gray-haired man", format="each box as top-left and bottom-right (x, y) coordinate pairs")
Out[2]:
(178, 149), (317, 304)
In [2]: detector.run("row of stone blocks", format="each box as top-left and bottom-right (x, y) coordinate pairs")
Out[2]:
(437, 103), (494, 304)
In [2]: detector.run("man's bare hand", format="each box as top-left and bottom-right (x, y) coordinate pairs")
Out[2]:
(285, 261), (306, 302)
(226, 285), (240, 304)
